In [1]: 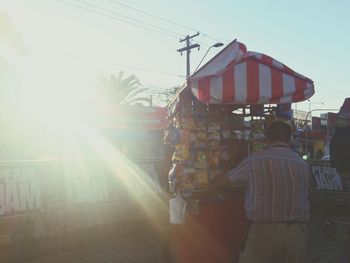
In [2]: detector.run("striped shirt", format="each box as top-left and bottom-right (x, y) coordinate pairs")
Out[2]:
(227, 143), (310, 222)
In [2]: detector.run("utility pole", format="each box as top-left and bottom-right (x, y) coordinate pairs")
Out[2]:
(177, 32), (200, 77)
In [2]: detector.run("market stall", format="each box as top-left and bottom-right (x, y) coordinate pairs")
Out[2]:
(165, 40), (314, 263)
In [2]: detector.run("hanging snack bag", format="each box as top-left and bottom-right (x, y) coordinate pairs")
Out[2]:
(220, 129), (231, 140)
(181, 117), (197, 130)
(181, 182), (194, 190)
(196, 119), (207, 130)
(180, 172), (194, 184)
(208, 121), (221, 132)
(208, 131), (221, 141)
(196, 131), (207, 141)
(195, 150), (208, 168)
(232, 130), (243, 139)
(243, 130), (251, 140)
(252, 131), (265, 140)
(209, 149), (221, 167)
(173, 144), (190, 161)
(173, 116), (181, 129)
(209, 168), (221, 181)
(179, 129), (192, 144)
(178, 165), (196, 177)
(193, 141), (207, 149)
(208, 140), (220, 149)
(193, 169), (209, 187)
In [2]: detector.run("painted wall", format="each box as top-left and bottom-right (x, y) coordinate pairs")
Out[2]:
(0, 160), (163, 244)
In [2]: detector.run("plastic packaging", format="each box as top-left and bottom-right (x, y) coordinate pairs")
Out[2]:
(169, 194), (187, 224)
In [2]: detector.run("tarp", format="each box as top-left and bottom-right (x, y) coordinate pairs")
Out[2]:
(189, 40), (314, 105)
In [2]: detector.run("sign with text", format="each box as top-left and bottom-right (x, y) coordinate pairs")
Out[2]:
(311, 161), (343, 190)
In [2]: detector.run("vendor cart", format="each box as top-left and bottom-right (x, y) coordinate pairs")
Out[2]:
(165, 40), (314, 263)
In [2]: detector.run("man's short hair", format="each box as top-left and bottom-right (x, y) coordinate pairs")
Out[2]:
(267, 121), (292, 143)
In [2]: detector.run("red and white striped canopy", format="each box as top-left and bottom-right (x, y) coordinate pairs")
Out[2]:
(189, 41), (314, 105)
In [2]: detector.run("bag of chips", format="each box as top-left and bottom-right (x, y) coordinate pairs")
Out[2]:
(181, 118), (197, 129)
(193, 169), (209, 187)
(196, 119), (207, 130)
(208, 141), (220, 149)
(195, 151), (208, 168)
(181, 182), (194, 190)
(173, 144), (190, 160)
(208, 121), (221, 132)
(220, 129), (231, 140)
(208, 131), (221, 141)
(179, 129), (192, 144)
(196, 131), (207, 141)
(209, 150), (221, 167)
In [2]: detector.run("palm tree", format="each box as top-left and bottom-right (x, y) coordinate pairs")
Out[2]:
(97, 71), (151, 105)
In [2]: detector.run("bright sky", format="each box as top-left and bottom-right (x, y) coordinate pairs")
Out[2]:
(1, 0), (349, 113)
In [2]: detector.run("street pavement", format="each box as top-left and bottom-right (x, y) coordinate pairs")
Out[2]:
(22, 217), (348, 263)
(25, 228), (167, 263)
(306, 218), (349, 263)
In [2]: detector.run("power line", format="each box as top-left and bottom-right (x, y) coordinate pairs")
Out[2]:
(145, 90), (172, 95)
(119, 65), (185, 78)
(59, 0), (227, 50)
(43, 48), (186, 78)
(108, 0), (229, 43)
(143, 86), (173, 90)
(146, 87), (173, 91)
(314, 81), (348, 97)
(58, 0), (180, 39)
(76, 0), (183, 38)
(75, 0), (222, 48)
(109, 0), (195, 31)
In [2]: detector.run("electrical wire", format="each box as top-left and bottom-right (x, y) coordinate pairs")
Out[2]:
(75, 0), (223, 48)
(145, 90), (173, 95)
(42, 48), (186, 78)
(76, 0), (183, 38)
(144, 86), (173, 91)
(145, 91), (172, 95)
(108, 0), (230, 43)
(58, 0), (180, 39)
(314, 81), (348, 97)
(59, 0), (225, 57)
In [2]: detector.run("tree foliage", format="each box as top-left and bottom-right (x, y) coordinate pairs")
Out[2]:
(97, 71), (151, 105)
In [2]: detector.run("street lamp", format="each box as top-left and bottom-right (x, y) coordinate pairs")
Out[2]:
(193, 42), (224, 74)
(308, 100), (324, 116)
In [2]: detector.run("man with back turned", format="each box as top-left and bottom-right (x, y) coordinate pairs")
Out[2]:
(228, 120), (310, 263)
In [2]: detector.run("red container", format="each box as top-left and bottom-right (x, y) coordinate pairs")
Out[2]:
(172, 191), (249, 263)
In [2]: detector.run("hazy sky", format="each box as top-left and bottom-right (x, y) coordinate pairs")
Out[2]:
(1, 0), (349, 113)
